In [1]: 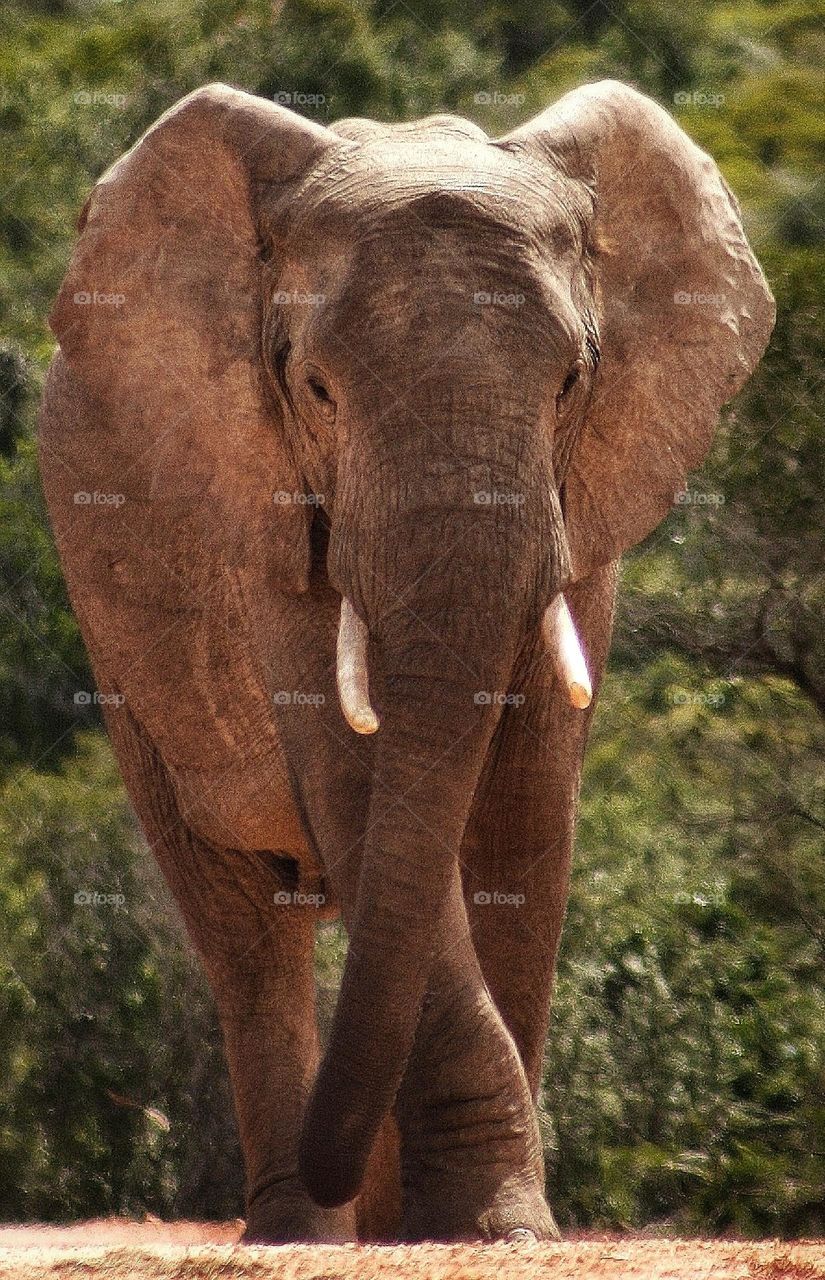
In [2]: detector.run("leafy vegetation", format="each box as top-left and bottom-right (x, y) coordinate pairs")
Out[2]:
(0, 0), (822, 1233)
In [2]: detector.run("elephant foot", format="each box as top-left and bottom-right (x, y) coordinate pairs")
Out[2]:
(400, 1168), (559, 1243)
(399, 1103), (558, 1243)
(397, 1045), (558, 1243)
(242, 1176), (357, 1243)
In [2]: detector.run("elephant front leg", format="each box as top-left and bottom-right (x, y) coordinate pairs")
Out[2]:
(279, 697), (554, 1242)
(101, 698), (355, 1243)
(165, 851), (355, 1244)
(394, 863), (558, 1243)
(214, 896), (355, 1244)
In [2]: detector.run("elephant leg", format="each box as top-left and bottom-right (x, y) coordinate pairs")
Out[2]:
(393, 860), (558, 1242)
(100, 691), (356, 1243)
(465, 562), (619, 1094)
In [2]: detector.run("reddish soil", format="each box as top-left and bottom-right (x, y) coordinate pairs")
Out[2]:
(0, 1220), (822, 1279)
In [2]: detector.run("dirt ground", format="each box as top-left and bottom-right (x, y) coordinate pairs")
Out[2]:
(0, 1220), (822, 1280)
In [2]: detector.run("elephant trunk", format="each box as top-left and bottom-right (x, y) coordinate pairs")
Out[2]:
(300, 389), (577, 1207)
(300, 467), (564, 1207)
(300, 607), (519, 1208)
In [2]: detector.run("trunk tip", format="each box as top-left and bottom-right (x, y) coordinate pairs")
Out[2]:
(298, 1124), (365, 1210)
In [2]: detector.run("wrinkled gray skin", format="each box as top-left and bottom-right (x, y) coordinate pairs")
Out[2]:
(38, 80), (774, 1242)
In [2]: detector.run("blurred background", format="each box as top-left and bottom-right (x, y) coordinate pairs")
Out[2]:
(1, 0), (823, 1237)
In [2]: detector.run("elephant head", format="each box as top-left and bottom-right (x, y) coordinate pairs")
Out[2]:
(46, 81), (774, 1209)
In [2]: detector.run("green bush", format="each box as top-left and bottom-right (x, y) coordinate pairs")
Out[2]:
(0, 735), (242, 1220)
(544, 662), (824, 1235)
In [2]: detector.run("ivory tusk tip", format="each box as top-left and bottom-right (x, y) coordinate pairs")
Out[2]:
(337, 596), (378, 735)
(569, 681), (592, 710)
(542, 593), (592, 710)
(350, 710), (380, 735)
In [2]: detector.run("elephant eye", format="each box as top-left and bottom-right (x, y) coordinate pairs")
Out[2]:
(305, 370), (336, 422)
(308, 375), (332, 403)
(557, 364), (580, 407)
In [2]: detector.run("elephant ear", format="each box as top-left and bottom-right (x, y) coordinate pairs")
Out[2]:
(499, 80), (775, 579)
(40, 85), (335, 805)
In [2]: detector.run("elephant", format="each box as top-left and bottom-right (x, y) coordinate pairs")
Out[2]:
(38, 78), (774, 1243)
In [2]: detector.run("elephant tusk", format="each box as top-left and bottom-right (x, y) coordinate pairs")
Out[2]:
(542, 593), (592, 710)
(336, 597), (379, 734)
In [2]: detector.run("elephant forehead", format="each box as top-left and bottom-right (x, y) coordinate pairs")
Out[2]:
(291, 134), (577, 247)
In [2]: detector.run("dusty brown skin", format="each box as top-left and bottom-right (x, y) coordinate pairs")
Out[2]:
(38, 80), (774, 1243)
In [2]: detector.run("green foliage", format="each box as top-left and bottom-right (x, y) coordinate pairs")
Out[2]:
(545, 660), (825, 1234)
(0, 735), (242, 1219)
(0, 0), (822, 1234)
